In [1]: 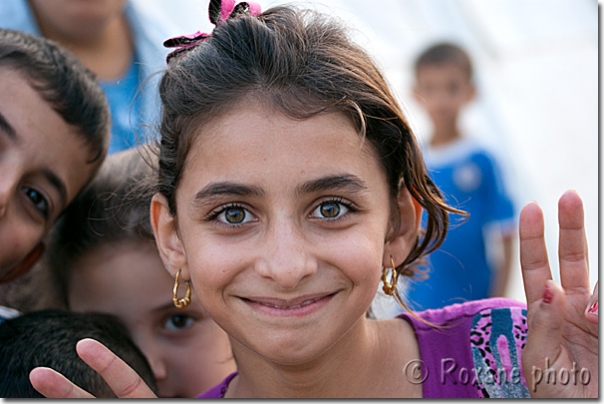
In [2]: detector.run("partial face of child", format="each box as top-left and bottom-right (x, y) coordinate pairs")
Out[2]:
(0, 68), (94, 282)
(153, 104), (419, 366)
(29, 0), (126, 38)
(413, 62), (475, 130)
(67, 240), (236, 398)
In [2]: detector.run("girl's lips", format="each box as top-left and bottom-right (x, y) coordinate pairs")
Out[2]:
(241, 293), (337, 317)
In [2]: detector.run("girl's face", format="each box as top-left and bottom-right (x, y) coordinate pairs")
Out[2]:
(68, 241), (236, 398)
(0, 68), (93, 282)
(153, 104), (419, 366)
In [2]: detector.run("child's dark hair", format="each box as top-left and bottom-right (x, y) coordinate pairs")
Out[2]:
(45, 147), (157, 308)
(155, 5), (461, 280)
(0, 28), (109, 167)
(0, 309), (157, 398)
(414, 42), (473, 80)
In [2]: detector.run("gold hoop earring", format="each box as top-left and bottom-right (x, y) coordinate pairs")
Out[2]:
(381, 256), (399, 296)
(173, 268), (191, 309)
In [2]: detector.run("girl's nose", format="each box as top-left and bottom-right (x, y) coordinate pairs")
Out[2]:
(255, 218), (318, 289)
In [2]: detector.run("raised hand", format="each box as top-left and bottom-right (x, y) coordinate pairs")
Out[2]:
(519, 190), (598, 398)
(30, 338), (157, 398)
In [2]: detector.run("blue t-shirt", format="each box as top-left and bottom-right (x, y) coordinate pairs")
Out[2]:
(0, 0), (174, 154)
(99, 60), (142, 154)
(405, 138), (515, 310)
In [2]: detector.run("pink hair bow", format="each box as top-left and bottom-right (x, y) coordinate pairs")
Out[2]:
(163, 0), (262, 63)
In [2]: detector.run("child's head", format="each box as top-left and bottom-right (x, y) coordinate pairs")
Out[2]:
(156, 5), (451, 271)
(0, 29), (109, 282)
(46, 147), (235, 398)
(0, 309), (156, 398)
(150, 4), (455, 365)
(412, 42), (475, 130)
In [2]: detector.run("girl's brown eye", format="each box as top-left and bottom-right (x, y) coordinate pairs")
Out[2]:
(319, 202), (340, 218)
(225, 207), (246, 223)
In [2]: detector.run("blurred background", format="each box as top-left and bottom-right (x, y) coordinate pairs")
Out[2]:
(143, 0), (598, 304)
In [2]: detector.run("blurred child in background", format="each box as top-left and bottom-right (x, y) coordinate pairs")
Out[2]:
(0, 0), (173, 153)
(408, 42), (516, 309)
(41, 147), (236, 398)
(0, 309), (157, 398)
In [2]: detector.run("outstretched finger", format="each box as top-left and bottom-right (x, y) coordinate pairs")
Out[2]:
(30, 367), (95, 398)
(76, 338), (157, 398)
(519, 201), (552, 305)
(557, 190), (590, 292)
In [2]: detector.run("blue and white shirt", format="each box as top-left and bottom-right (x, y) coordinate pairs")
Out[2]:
(405, 137), (516, 310)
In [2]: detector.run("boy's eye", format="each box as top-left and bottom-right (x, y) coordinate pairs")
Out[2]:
(23, 187), (49, 218)
(311, 200), (350, 220)
(164, 314), (194, 331)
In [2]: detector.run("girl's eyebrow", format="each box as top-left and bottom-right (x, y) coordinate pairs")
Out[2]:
(194, 175), (368, 204)
(295, 174), (368, 196)
(195, 182), (265, 201)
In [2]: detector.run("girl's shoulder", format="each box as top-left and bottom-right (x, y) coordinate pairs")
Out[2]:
(402, 297), (526, 328)
(398, 298), (530, 398)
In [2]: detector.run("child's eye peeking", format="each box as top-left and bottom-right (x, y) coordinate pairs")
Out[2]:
(164, 314), (194, 330)
(23, 186), (49, 218)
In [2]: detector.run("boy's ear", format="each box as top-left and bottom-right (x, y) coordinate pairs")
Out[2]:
(0, 242), (45, 284)
(383, 187), (423, 268)
(150, 193), (190, 280)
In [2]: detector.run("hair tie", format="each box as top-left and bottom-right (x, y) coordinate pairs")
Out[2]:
(163, 0), (262, 63)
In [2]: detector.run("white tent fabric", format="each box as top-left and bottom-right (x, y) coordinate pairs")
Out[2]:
(141, 0), (598, 308)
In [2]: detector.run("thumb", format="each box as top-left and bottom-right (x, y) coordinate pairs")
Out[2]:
(523, 280), (566, 387)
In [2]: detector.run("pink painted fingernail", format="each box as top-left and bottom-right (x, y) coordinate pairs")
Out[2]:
(542, 284), (553, 304)
(588, 301), (598, 315)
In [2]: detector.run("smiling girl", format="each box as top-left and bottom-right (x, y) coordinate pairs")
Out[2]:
(30, 0), (598, 398)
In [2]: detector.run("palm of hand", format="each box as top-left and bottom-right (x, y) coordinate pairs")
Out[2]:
(520, 190), (598, 398)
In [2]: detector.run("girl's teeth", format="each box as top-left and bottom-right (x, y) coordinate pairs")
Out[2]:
(260, 297), (322, 309)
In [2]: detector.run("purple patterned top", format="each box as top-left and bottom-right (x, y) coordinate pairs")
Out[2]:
(197, 298), (530, 398)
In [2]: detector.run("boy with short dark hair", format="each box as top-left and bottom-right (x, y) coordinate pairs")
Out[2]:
(0, 310), (157, 398)
(408, 42), (516, 309)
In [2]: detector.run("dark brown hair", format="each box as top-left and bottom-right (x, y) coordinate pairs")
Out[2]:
(0, 310), (157, 397)
(0, 28), (109, 166)
(155, 6), (460, 280)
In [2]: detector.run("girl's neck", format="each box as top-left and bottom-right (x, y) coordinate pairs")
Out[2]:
(226, 317), (422, 398)
(35, 14), (133, 81)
